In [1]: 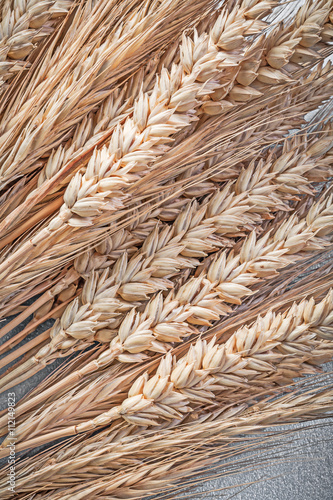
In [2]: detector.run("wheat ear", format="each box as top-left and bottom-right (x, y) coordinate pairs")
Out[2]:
(3, 138), (331, 383)
(0, 0), (73, 90)
(0, 146), (293, 344)
(2, 288), (332, 456)
(49, 387), (332, 500)
(0, 0), (274, 278)
(3, 0), (330, 241)
(1, 373), (332, 499)
(194, 0), (333, 123)
(5, 0), (269, 205)
(1, 52), (332, 305)
(0, 195), (173, 335)
(0, 0), (273, 233)
(0, 60), (332, 323)
(2, 193), (331, 439)
(3, 120), (332, 349)
(0, 0), (220, 188)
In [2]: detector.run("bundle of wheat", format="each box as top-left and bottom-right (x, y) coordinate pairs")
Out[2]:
(0, 0), (332, 498)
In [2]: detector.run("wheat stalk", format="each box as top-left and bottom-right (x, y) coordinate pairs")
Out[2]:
(1, 194), (331, 445)
(2, 120), (332, 340)
(0, 154), (282, 340)
(2, 379), (332, 499)
(183, 123), (333, 206)
(1, 48), (332, 262)
(0, 7), (328, 354)
(0, 0), (302, 261)
(0, 86), (137, 222)
(0, 3), (331, 496)
(0, 0), (331, 250)
(1, 0), (272, 183)
(0, 190), (192, 322)
(2, 132), (331, 384)
(4, 5), (264, 219)
(0, 0), (276, 245)
(3, 0), (330, 247)
(2, 285), (333, 452)
(188, 0), (333, 135)
(0, 0), (269, 211)
(5, 249), (328, 440)
(6, 0), (331, 218)
(0, 195), (175, 336)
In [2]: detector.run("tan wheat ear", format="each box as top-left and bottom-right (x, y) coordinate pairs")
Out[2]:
(0, 0), (221, 188)
(0, 2), (333, 496)
(1, 139), (331, 384)
(3, 0), (330, 235)
(4, 252), (329, 439)
(1, 52), (332, 310)
(0, 66), (332, 317)
(2, 288), (332, 455)
(195, 0), (333, 123)
(1, 122), (331, 366)
(1, 192), (331, 441)
(0, 0), (73, 91)
(1, 373), (332, 499)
